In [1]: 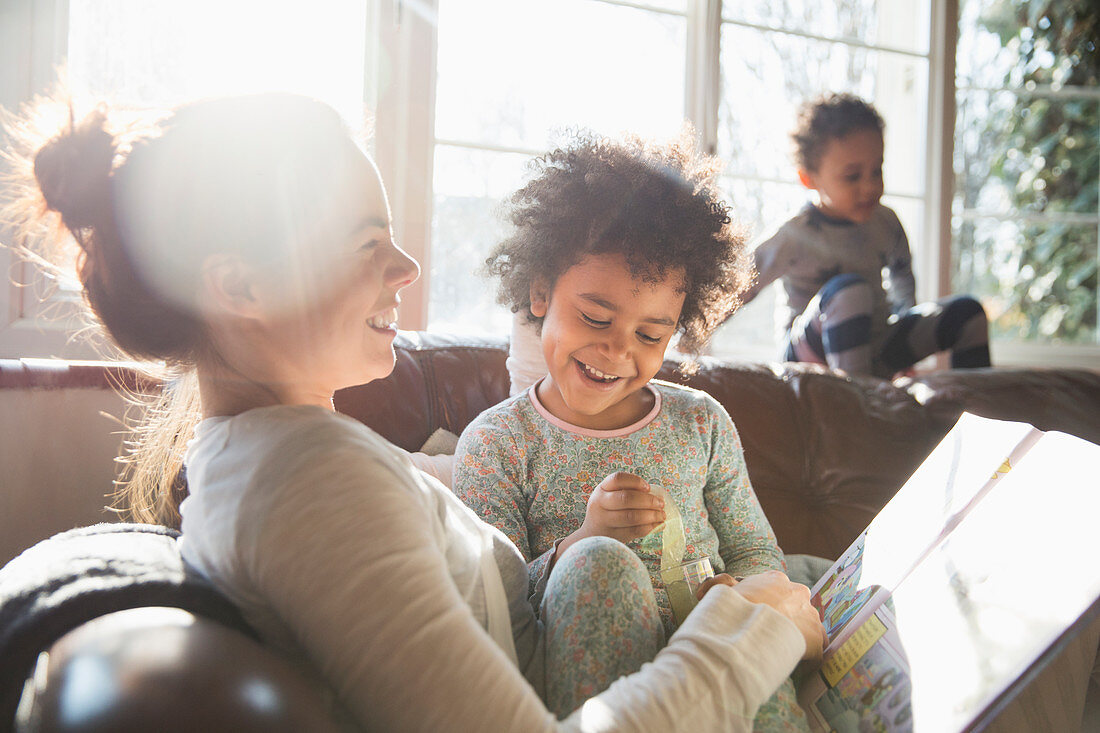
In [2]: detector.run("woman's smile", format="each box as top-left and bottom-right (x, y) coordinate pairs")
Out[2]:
(366, 306), (399, 331)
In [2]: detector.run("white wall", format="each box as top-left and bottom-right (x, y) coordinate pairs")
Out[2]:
(0, 387), (127, 565)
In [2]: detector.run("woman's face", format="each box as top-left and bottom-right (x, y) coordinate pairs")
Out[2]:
(250, 147), (420, 399)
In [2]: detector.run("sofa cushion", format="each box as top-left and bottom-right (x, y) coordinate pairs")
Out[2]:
(0, 523), (254, 726)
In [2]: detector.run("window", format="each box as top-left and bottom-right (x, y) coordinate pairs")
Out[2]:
(0, 0), (374, 358)
(0, 0), (76, 359)
(428, 0), (689, 335)
(711, 0), (933, 359)
(425, 0), (937, 362)
(3, 0), (1095, 368)
(953, 0), (1099, 364)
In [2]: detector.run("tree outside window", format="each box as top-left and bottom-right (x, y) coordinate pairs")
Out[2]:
(954, 0), (1099, 346)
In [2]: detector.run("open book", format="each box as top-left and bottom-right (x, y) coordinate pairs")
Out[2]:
(798, 413), (1100, 732)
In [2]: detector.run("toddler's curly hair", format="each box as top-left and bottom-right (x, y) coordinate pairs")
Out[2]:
(791, 92), (884, 172)
(485, 129), (750, 356)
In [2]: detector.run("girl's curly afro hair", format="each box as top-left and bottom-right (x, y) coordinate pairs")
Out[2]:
(485, 128), (751, 356)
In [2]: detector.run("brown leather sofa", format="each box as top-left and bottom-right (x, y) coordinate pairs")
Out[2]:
(3, 332), (1099, 731)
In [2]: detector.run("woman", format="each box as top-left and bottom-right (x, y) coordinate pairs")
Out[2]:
(7, 92), (823, 730)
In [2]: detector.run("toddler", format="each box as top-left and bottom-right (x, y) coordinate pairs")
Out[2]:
(739, 93), (991, 379)
(455, 131), (809, 731)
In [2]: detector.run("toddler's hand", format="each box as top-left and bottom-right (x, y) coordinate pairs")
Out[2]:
(578, 472), (666, 545)
(698, 571), (826, 663)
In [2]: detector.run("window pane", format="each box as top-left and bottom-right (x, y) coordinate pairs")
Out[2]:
(883, 196), (926, 262)
(435, 0), (687, 150)
(954, 0), (1099, 349)
(722, 0), (930, 55)
(718, 26), (927, 198)
(710, 178), (807, 357)
(952, 216), (1097, 344)
(956, 0), (1097, 90)
(710, 285), (779, 359)
(722, 177), (809, 244)
(430, 0), (688, 333)
(956, 91), (1099, 216)
(67, 0), (368, 124)
(429, 145), (531, 334)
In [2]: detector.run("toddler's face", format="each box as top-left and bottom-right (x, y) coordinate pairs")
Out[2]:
(530, 252), (685, 431)
(801, 127), (884, 223)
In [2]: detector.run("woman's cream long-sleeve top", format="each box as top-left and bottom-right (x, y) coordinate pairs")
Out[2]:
(179, 405), (804, 731)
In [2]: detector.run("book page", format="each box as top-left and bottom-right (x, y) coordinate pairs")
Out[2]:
(812, 532), (892, 652)
(860, 413), (1041, 592)
(885, 432), (1100, 732)
(800, 603), (915, 732)
(810, 413), (1041, 648)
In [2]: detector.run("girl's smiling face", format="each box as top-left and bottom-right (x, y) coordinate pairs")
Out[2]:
(530, 252), (685, 431)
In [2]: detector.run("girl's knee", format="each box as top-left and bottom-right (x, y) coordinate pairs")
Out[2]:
(552, 536), (648, 586)
(543, 537), (665, 717)
(544, 537), (656, 621)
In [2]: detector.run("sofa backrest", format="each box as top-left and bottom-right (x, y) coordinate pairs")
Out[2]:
(333, 333), (948, 560)
(334, 332), (1100, 560)
(6, 333), (1097, 562)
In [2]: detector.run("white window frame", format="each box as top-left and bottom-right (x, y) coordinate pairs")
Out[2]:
(949, 0), (1100, 367)
(3, 0), (1097, 368)
(0, 0), (99, 360)
(709, 1), (940, 362)
(371, 0), (437, 333)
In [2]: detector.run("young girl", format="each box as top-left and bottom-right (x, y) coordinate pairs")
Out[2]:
(5, 92), (822, 731)
(455, 131), (811, 731)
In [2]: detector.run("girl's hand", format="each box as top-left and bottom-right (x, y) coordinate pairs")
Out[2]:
(697, 571), (826, 663)
(580, 472), (666, 544)
(554, 473), (665, 563)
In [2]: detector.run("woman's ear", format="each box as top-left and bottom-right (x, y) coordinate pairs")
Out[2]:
(200, 253), (262, 318)
(529, 279), (550, 318)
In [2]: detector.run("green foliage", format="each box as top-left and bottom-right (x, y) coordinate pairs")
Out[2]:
(955, 0), (1098, 344)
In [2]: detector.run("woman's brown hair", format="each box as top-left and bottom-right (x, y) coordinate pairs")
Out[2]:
(2, 91), (354, 525)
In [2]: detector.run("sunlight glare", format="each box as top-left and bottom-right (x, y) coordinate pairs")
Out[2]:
(67, 0), (369, 126)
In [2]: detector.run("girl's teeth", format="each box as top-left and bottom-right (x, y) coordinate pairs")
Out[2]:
(582, 362), (617, 381)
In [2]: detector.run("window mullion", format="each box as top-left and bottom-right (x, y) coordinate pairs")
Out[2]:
(685, 0), (720, 155)
(926, 0), (957, 302)
(373, 0), (438, 332)
(0, 0), (80, 359)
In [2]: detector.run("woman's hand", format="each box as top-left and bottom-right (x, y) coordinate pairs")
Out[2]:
(697, 571), (826, 663)
(554, 472), (665, 563)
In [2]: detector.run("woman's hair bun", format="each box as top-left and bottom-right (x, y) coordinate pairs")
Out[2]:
(33, 106), (116, 231)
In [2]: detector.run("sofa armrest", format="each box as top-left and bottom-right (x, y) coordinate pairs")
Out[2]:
(15, 607), (341, 733)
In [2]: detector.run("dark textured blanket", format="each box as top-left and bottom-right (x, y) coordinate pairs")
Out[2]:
(0, 523), (252, 729)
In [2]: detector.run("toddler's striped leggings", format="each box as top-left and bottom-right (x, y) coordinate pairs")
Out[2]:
(785, 273), (991, 377)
